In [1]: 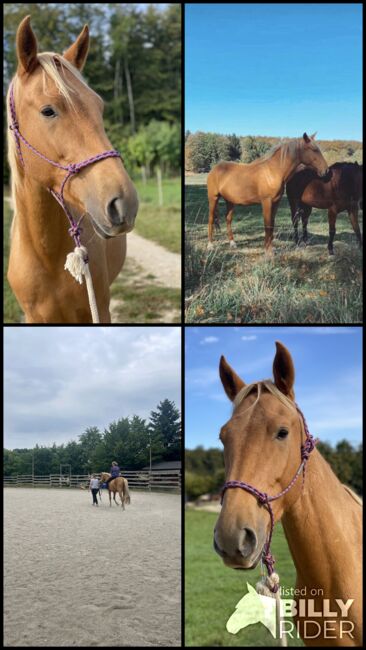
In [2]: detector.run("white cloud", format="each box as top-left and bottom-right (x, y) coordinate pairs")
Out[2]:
(241, 335), (257, 341)
(4, 327), (181, 449)
(200, 336), (219, 345)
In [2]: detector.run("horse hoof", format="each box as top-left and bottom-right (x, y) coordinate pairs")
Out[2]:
(229, 240), (237, 249)
(207, 242), (214, 251)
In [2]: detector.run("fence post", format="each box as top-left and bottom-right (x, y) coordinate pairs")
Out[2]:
(149, 471), (151, 492)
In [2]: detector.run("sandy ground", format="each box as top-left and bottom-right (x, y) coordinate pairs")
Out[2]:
(4, 488), (181, 647)
(126, 232), (181, 289)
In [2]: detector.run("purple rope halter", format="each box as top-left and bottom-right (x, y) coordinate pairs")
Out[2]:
(8, 80), (121, 258)
(221, 402), (318, 593)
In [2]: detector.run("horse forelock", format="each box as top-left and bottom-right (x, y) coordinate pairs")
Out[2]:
(233, 380), (300, 419)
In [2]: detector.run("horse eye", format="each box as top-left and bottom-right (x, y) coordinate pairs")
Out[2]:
(41, 107), (56, 118)
(276, 428), (289, 440)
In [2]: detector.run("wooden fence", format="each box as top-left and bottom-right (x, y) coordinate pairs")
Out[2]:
(3, 470), (181, 492)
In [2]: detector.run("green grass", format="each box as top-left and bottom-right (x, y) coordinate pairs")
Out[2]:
(185, 183), (363, 323)
(185, 510), (304, 647)
(134, 176), (181, 253)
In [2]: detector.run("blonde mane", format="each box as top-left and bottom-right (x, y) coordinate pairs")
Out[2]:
(249, 137), (322, 170)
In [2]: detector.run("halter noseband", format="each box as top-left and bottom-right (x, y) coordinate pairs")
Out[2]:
(8, 80), (121, 255)
(220, 401), (317, 592)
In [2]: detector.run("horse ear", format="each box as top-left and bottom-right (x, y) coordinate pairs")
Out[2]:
(273, 341), (295, 399)
(63, 24), (89, 71)
(310, 132), (317, 140)
(16, 15), (39, 75)
(219, 355), (245, 402)
(303, 132), (311, 144)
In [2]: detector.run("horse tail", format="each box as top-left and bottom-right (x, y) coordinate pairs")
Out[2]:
(124, 478), (131, 505)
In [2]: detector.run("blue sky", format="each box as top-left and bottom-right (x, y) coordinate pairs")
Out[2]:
(185, 327), (362, 450)
(185, 3), (362, 140)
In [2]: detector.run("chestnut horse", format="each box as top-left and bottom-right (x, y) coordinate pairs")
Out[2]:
(286, 162), (363, 254)
(207, 133), (329, 254)
(214, 341), (362, 646)
(7, 16), (138, 323)
(99, 472), (131, 510)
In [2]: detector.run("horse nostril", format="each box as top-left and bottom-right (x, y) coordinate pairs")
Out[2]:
(107, 196), (124, 226)
(238, 527), (257, 558)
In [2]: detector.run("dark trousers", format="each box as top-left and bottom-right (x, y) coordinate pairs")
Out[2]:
(91, 488), (99, 504)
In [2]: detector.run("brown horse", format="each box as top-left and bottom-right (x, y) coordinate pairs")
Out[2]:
(207, 133), (329, 255)
(286, 162), (363, 254)
(7, 16), (138, 323)
(215, 342), (362, 646)
(99, 472), (131, 510)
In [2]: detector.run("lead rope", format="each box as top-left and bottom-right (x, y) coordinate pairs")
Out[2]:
(221, 402), (317, 647)
(9, 80), (122, 324)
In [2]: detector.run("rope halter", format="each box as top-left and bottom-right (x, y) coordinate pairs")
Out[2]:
(220, 382), (318, 593)
(8, 79), (122, 323)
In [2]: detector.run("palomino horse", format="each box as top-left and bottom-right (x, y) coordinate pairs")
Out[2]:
(207, 133), (330, 254)
(286, 162), (363, 254)
(99, 472), (131, 510)
(7, 16), (138, 323)
(214, 342), (362, 646)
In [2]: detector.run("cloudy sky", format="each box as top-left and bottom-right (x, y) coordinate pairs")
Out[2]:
(4, 327), (181, 450)
(185, 326), (362, 449)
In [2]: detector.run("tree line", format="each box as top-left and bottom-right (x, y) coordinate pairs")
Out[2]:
(185, 131), (363, 173)
(4, 399), (181, 477)
(4, 3), (181, 184)
(185, 440), (362, 500)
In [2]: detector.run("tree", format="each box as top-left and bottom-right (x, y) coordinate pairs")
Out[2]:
(149, 399), (181, 462)
(240, 136), (271, 163)
(227, 133), (241, 161)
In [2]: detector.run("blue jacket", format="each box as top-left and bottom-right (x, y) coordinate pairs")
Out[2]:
(110, 465), (120, 478)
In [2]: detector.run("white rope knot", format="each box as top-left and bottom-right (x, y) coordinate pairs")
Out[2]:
(256, 572), (280, 598)
(64, 246), (89, 284)
(64, 246), (100, 323)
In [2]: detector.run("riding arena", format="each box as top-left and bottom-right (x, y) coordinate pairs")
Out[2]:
(4, 472), (181, 647)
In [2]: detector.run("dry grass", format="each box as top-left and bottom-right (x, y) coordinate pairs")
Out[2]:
(185, 185), (362, 323)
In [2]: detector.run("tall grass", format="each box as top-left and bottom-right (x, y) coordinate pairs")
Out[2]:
(185, 184), (362, 323)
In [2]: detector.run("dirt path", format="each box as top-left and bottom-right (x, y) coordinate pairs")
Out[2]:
(126, 232), (181, 288)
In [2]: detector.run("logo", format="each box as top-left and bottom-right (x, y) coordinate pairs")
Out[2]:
(226, 583), (355, 641)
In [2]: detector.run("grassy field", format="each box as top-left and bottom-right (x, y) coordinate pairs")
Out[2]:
(134, 176), (181, 254)
(185, 509), (304, 647)
(185, 179), (362, 324)
(3, 176), (181, 323)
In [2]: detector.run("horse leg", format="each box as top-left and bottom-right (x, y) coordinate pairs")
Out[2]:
(328, 208), (337, 255)
(301, 206), (312, 245)
(208, 195), (219, 250)
(225, 201), (236, 248)
(109, 490), (112, 507)
(348, 205), (362, 248)
(262, 198), (280, 256)
(291, 206), (302, 245)
(120, 488), (125, 510)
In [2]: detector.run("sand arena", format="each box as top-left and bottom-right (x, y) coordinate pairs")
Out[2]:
(4, 487), (181, 646)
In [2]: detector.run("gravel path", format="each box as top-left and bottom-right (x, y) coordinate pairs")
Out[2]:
(4, 488), (181, 647)
(127, 232), (181, 288)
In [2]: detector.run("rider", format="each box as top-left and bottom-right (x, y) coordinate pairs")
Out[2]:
(106, 461), (121, 489)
